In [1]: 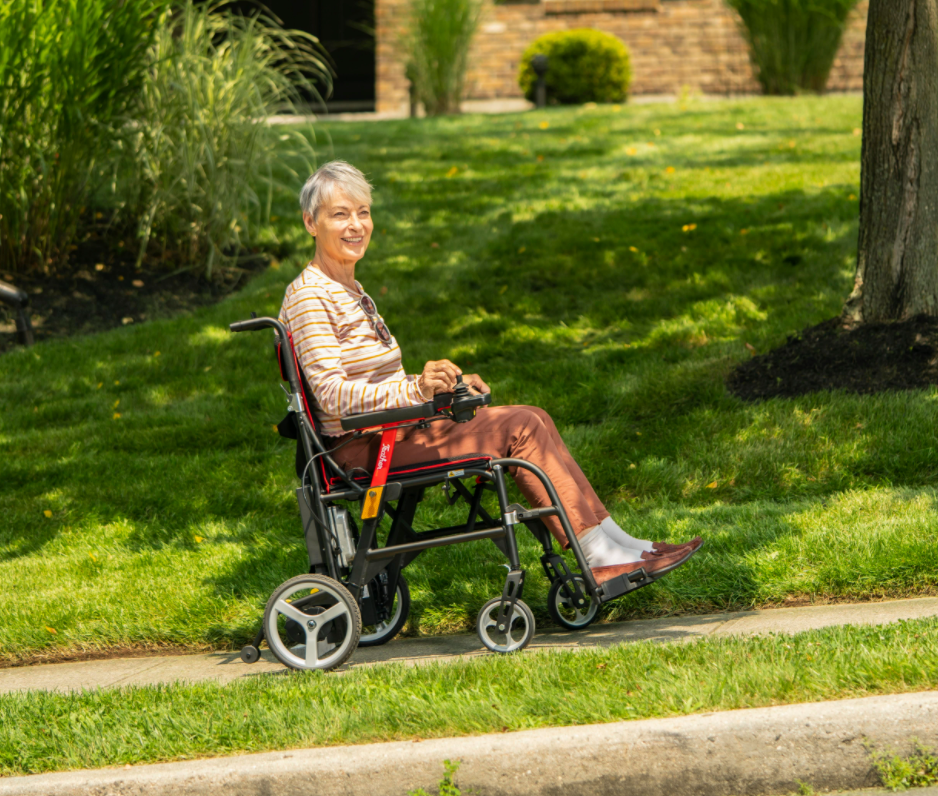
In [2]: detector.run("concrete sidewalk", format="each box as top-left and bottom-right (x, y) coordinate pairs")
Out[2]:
(2, 596), (936, 694)
(3, 692), (937, 796)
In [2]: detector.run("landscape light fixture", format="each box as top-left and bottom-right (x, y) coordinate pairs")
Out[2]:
(0, 279), (34, 346)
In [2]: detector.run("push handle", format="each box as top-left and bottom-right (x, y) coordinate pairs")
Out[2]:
(230, 317), (277, 333)
(229, 315), (302, 396)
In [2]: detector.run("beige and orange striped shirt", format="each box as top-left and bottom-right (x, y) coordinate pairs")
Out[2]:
(279, 264), (427, 436)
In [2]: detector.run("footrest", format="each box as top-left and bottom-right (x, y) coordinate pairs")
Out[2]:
(597, 567), (654, 602)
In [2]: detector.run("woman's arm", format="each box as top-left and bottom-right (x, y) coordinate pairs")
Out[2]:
(284, 291), (427, 416)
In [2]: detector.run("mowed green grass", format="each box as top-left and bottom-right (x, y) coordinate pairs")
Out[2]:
(2, 95), (937, 663)
(3, 618), (938, 775)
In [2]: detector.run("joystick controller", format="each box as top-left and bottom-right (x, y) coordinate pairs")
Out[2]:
(450, 374), (491, 422)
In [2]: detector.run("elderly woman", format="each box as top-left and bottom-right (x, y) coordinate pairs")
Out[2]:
(279, 161), (701, 586)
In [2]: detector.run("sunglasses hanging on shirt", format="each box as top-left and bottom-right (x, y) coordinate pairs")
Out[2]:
(358, 293), (391, 345)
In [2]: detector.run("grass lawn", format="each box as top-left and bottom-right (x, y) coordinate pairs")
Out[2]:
(2, 617), (937, 775)
(2, 94), (938, 664)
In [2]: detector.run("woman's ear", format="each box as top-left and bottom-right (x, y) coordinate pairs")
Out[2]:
(303, 211), (317, 237)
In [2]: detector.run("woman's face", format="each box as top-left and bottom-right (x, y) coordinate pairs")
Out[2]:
(304, 190), (373, 266)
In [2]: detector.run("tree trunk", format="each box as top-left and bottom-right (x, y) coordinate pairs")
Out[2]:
(844, 0), (938, 323)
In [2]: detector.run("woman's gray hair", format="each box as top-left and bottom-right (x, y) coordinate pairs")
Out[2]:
(299, 160), (373, 220)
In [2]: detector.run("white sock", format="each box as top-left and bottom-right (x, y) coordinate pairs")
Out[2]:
(601, 516), (654, 553)
(578, 525), (644, 568)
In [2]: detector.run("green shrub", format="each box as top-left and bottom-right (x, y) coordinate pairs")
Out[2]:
(408, 760), (462, 796)
(114, 1), (331, 278)
(0, 0), (159, 273)
(518, 29), (631, 105)
(402, 0), (482, 116)
(726, 0), (860, 95)
(871, 743), (938, 791)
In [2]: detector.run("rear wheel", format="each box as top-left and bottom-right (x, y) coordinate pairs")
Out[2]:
(359, 575), (411, 647)
(264, 574), (361, 671)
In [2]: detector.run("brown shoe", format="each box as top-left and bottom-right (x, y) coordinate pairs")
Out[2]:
(590, 548), (695, 586)
(651, 536), (703, 555)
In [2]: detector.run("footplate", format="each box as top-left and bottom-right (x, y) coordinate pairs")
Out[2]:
(597, 567), (654, 603)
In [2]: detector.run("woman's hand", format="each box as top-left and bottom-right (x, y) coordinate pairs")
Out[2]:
(417, 361), (490, 397)
(462, 373), (490, 395)
(418, 359), (462, 396)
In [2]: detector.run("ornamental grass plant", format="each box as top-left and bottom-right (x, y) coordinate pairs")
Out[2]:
(0, 0), (329, 279)
(726, 0), (860, 95)
(0, 0), (159, 273)
(401, 0), (482, 116)
(112, 1), (331, 278)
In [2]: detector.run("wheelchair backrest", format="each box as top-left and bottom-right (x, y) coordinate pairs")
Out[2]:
(275, 333), (340, 492)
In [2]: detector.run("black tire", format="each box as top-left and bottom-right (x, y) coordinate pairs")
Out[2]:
(240, 645), (261, 664)
(359, 576), (411, 647)
(476, 597), (535, 653)
(263, 574), (361, 671)
(547, 575), (599, 631)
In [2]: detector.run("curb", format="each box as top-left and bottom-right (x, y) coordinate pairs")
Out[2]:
(3, 691), (937, 796)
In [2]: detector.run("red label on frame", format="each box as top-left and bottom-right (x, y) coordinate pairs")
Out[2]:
(370, 427), (397, 489)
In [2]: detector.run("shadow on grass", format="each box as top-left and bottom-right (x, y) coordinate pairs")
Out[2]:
(0, 176), (914, 565)
(0, 184), (885, 571)
(16, 97), (938, 651)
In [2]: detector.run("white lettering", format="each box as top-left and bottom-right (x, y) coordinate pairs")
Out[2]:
(377, 442), (391, 470)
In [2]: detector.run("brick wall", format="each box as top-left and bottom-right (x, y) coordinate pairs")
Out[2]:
(376, 0), (868, 113)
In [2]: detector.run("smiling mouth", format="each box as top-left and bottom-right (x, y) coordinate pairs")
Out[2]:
(342, 237), (363, 244)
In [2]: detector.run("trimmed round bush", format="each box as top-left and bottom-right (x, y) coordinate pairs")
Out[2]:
(518, 29), (631, 105)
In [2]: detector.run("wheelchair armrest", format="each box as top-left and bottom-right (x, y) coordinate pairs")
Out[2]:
(433, 391), (492, 411)
(340, 401), (438, 432)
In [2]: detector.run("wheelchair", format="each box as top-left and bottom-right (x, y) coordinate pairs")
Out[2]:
(230, 315), (660, 672)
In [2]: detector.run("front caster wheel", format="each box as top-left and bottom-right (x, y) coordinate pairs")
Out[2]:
(547, 576), (599, 630)
(476, 597), (535, 653)
(264, 574), (361, 671)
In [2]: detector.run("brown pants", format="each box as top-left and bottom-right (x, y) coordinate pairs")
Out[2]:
(332, 405), (610, 545)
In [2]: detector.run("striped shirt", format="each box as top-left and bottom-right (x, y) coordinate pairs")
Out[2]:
(279, 264), (427, 437)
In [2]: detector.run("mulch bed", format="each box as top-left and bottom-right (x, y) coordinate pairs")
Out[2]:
(0, 232), (271, 355)
(727, 315), (938, 401)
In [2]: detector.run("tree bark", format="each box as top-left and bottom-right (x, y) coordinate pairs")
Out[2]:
(844, 0), (938, 323)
